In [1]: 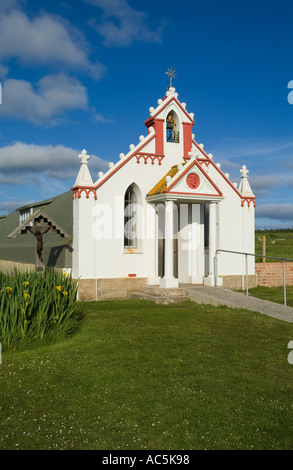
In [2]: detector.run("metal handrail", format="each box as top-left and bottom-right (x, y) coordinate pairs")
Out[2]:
(214, 249), (293, 306)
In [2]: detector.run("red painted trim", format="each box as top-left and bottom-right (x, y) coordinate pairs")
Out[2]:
(144, 116), (164, 128)
(192, 139), (256, 206)
(241, 198), (256, 208)
(136, 154), (165, 165)
(166, 159), (223, 197)
(197, 158), (211, 167)
(183, 122), (192, 160)
(168, 191), (222, 197)
(95, 133), (156, 190)
(128, 274), (137, 277)
(71, 133), (156, 193)
(136, 152), (163, 156)
(72, 188), (97, 200)
(155, 119), (164, 155)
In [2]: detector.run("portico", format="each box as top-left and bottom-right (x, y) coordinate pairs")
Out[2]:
(146, 192), (223, 289)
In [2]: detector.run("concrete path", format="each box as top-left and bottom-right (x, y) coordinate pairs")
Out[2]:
(181, 285), (293, 323)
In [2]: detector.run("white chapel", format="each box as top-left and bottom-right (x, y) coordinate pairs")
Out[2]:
(71, 84), (256, 300)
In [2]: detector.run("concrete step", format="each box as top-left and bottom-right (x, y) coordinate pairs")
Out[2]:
(131, 285), (189, 304)
(138, 285), (187, 296)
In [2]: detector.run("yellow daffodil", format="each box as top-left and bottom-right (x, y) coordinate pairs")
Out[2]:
(62, 291), (68, 296)
(24, 293), (30, 299)
(56, 285), (62, 291)
(5, 287), (12, 292)
(23, 281), (29, 287)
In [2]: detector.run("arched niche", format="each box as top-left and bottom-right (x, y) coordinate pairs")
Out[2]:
(166, 110), (179, 143)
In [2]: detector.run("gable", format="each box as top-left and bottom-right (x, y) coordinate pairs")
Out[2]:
(147, 159), (223, 201)
(168, 160), (223, 198)
(145, 89), (194, 127)
(71, 86), (255, 209)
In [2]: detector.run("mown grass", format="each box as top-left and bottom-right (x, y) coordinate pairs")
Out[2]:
(1, 299), (293, 450)
(255, 229), (293, 261)
(248, 286), (293, 307)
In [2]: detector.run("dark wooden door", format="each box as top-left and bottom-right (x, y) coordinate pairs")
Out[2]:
(158, 239), (178, 279)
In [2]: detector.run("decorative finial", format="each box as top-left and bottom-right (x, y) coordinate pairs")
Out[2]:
(238, 164), (254, 197)
(78, 149), (90, 164)
(165, 67), (177, 88)
(240, 165), (249, 178)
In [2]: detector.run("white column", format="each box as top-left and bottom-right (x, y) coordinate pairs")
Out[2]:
(147, 203), (159, 285)
(204, 202), (221, 286)
(178, 203), (189, 283)
(160, 200), (178, 288)
(189, 204), (203, 284)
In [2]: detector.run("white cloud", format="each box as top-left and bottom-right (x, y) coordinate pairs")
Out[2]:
(0, 199), (33, 214)
(0, 142), (109, 214)
(87, 0), (166, 46)
(218, 159), (240, 171)
(0, 9), (104, 78)
(249, 176), (279, 197)
(0, 142), (109, 181)
(215, 137), (293, 163)
(256, 203), (293, 221)
(0, 74), (90, 125)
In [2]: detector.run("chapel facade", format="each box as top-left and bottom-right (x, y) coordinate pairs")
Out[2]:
(71, 86), (256, 300)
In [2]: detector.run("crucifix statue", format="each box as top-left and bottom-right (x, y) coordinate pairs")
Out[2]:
(27, 225), (51, 269)
(7, 209), (70, 272)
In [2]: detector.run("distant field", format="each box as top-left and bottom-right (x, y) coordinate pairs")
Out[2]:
(255, 229), (293, 262)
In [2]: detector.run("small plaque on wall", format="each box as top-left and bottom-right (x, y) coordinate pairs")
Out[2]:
(186, 173), (200, 189)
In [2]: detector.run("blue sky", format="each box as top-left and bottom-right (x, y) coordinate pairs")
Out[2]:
(0, 0), (293, 228)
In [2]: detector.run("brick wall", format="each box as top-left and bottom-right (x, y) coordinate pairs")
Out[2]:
(255, 262), (293, 287)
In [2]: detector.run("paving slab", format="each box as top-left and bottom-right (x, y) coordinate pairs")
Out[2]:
(182, 285), (293, 323)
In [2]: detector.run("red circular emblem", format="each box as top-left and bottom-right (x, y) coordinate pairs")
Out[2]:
(186, 173), (200, 189)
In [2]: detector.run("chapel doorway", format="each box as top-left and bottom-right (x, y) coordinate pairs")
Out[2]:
(157, 203), (178, 280)
(158, 239), (178, 279)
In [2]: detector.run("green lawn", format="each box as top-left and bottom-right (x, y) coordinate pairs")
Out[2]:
(255, 229), (293, 261)
(1, 299), (293, 450)
(248, 286), (293, 307)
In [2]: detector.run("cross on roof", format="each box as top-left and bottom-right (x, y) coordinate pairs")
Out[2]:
(165, 67), (177, 88)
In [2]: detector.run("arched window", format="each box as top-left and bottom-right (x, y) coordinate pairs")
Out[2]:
(124, 185), (137, 248)
(166, 111), (179, 143)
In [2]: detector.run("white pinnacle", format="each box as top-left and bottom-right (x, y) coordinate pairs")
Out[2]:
(238, 165), (254, 197)
(73, 149), (93, 187)
(79, 149), (90, 164)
